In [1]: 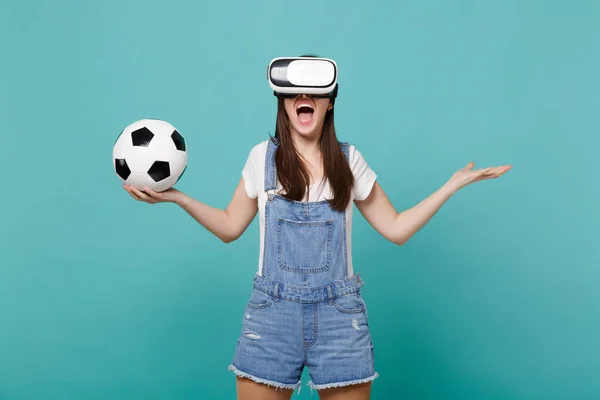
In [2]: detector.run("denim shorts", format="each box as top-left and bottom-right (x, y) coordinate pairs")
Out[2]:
(228, 278), (378, 391)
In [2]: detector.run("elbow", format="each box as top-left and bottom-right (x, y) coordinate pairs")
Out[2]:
(390, 234), (408, 246)
(381, 223), (408, 246)
(220, 230), (242, 244)
(220, 235), (238, 244)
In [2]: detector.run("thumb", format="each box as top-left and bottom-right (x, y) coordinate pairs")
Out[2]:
(463, 161), (475, 171)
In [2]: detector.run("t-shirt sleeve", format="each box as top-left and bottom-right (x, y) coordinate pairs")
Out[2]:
(349, 145), (377, 201)
(241, 143), (265, 199)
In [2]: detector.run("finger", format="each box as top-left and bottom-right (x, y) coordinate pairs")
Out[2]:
(477, 167), (493, 176)
(129, 186), (155, 203)
(485, 165), (511, 178)
(124, 186), (143, 201)
(486, 167), (502, 177)
(470, 167), (493, 182)
(142, 187), (163, 200)
(123, 185), (141, 200)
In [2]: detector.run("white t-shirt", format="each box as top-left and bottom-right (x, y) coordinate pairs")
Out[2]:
(241, 140), (377, 277)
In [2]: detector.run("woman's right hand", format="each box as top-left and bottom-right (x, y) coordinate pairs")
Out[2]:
(123, 185), (185, 204)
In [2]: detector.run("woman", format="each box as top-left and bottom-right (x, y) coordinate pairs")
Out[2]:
(123, 57), (511, 400)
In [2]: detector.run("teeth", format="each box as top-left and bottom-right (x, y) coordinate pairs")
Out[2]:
(296, 104), (314, 111)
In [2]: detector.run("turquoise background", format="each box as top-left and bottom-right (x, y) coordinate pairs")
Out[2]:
(1, 0), (599, 398)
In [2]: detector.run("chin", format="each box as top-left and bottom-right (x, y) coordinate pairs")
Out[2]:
(292, 121), (321, 138)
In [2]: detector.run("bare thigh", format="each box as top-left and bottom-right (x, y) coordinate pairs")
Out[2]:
(236, 377), (294, 400)
(318, 382), (372, 400)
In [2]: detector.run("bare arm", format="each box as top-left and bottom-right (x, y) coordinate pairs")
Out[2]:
(355, 162), (511, 245)
(124, 177), (258, 243)
(355, 181), (455, 245)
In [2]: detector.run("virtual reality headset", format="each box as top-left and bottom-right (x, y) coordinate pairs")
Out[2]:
(267, 57), (338, 99)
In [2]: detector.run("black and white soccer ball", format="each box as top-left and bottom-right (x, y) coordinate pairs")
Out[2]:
(113, 119), (188, 192)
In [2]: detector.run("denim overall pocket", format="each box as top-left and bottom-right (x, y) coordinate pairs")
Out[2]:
(332, 292), (372, 337)
(276, 218), (333, 274)
(246, 289), (274, 310)
(240, 289), (274, 342)
(333, 292), (367, 314)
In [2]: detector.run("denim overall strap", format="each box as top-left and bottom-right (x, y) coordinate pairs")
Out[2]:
(339, 141), (349, 161)
(264, 138), (279, 201)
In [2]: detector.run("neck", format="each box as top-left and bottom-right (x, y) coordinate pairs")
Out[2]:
(291, 132), (321, 160)
(289, 130), (322, 160)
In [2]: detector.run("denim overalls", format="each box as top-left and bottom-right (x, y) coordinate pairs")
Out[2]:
(229, 138), (378, 391)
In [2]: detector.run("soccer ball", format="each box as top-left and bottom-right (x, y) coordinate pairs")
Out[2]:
(113, 119), (188, 192)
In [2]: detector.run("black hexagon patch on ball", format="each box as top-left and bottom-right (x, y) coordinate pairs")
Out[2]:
(115, 159), (131, 180)
(148, 161), (170, 182)
(131, 127), (154, 147)
(171, 130), (186, 151)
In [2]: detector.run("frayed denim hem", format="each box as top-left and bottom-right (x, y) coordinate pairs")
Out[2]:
(308, 372), (379, 391)
(228, 364), (302, 394)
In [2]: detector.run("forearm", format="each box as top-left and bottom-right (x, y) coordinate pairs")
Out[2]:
(390, 181), (457, 245)
(175, 194), (235, 242)
(357, 163), (510, 246)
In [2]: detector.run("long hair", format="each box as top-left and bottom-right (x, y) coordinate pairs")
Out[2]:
(273, 97), (354, 212)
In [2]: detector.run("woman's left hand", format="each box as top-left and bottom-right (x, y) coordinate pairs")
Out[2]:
(447, 162), (512, 192)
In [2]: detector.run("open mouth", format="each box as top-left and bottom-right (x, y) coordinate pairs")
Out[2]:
(296, 103), (315, 125)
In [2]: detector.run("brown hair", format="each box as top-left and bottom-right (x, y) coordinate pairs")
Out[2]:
(273, 96), (354, 211)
